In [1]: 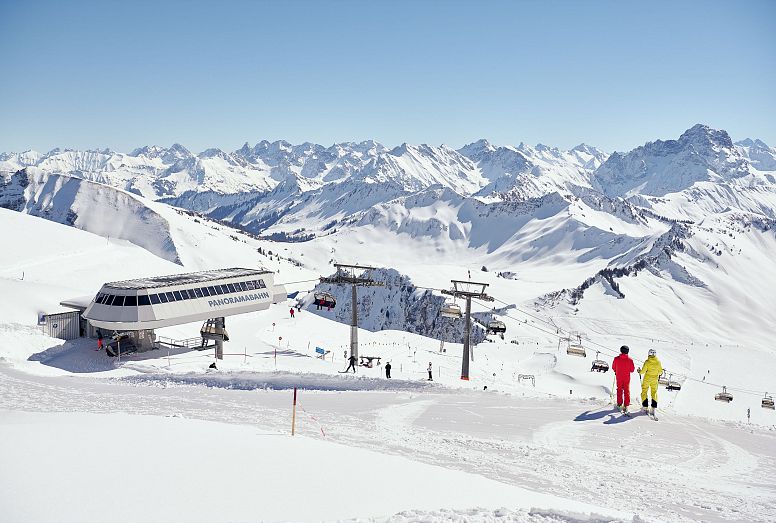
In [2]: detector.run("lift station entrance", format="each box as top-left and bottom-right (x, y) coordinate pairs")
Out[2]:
(76, 267), (286, 358)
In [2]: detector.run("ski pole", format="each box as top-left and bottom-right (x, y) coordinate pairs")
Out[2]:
(611, 375), (615, 404)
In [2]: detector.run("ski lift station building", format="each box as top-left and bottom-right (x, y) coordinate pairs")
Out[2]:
(57, 267), (286, 352)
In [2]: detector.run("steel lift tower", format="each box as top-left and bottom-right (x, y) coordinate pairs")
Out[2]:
(442, 279), (493, 380)
(320, 264), (383, 360)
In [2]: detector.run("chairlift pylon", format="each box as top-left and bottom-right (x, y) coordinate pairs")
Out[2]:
(715, 386), (733, 403)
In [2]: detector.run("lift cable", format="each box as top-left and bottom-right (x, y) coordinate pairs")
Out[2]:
(471, 297), (771, 398)
(284, 272), (771, 398)
(276, 278), (323, 287)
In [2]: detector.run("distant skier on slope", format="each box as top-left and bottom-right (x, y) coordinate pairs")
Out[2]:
(427, 362), (433, 381)
(289, 307), (295, 318)
(611, 345), (635, 414)
(639, 348), (663, 417)
(345, 354), (357, 373)
(385, 361), (392, 379)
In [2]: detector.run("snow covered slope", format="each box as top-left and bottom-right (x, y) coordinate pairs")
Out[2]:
(0, 168), (182, 263)
(2, 188), (776, 522)
(2, 411), (628, 523)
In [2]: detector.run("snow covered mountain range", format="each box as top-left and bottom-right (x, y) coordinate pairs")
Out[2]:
(2, 124), (776, 351)
(0, 135), (610, 236)
(2, 124), (773, 236)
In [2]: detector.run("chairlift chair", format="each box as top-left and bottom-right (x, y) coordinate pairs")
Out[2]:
(666, 375), (682, 391)
(566, 334), (586, 357)
(440, 301), (462, 319)
(314, 292), (337, 309)
(487, 320), (507, 334)
(763, 393), (775, 410)
(200, 319), (229, 342)
(715, 386), (733, 403)
(105, 332), (137, 357)
(658, 371), (670, 386)
(590, 351), (609, 372)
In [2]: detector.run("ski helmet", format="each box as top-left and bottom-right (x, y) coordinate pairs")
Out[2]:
(648, 348), (657, 357)
(620, 345), (630, 354)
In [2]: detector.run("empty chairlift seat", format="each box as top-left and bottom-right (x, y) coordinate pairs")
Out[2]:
(200, 318), (229, 341)
(566, 338), (586, 357)
(567, 344), (586, 357)
(440, 302), (462, 319)
(715, 386), (733, 403)
(763, 393), (775, 410)
(564, 332), (586, 357)
(666, 375), (682, 391)
(658, 371), (670, 386)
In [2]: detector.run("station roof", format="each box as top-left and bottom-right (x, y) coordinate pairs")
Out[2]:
(105, 268), (272, 290)
(60, 295), (94, 311)
(83, 267), (286, 330)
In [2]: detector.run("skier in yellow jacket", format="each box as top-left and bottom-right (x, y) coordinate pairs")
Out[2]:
(639, 348), (663, 416)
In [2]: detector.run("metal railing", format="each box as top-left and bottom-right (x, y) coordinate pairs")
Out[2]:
(155, 336), (214, 351)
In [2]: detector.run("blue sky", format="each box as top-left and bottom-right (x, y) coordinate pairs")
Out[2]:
(1, 0), (774, 153)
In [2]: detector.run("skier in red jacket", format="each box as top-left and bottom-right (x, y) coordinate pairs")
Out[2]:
(611, 345), (635, 414)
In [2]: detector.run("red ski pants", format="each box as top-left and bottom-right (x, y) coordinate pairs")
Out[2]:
(616, 377), (631, 407)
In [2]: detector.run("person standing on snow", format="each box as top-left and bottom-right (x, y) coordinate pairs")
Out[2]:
(345, 354), (357, 373)
(427, 362), (433, 381)
(289, 308), (295, 318)
(611, 345), (635, 413)
(639, 348), (663, 415)
(385, 361), (392, 379)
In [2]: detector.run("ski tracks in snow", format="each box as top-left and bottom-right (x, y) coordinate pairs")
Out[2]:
(2, 365), (775, 522)
(532, 406), (776, 522)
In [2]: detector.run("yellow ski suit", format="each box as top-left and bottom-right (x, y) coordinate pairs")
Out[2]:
(640, 355), (663, 408)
